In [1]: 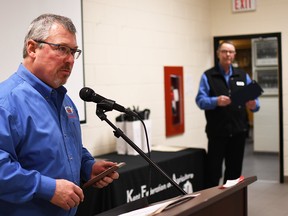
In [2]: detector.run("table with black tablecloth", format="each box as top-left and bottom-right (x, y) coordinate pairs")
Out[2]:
(76, 148), (206, 216)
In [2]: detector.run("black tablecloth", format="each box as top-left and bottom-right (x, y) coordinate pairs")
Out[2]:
(76, 148), (206, 216)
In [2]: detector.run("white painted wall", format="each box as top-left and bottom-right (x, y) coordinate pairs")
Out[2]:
(81, 0), (288, 178)
(81, 0), (211, 155)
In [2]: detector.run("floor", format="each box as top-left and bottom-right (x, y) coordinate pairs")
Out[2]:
(242, 134), (288, 216)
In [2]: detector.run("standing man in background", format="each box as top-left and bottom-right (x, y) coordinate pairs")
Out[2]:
(0, 14), (119, 216)
(195, 40), (260, 188)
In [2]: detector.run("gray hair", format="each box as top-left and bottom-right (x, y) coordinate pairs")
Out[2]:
(217, 40), (235, 51)
(23, 13), (77, 58)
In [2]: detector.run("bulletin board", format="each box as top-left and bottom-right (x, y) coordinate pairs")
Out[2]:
(0, 0), (86, 122)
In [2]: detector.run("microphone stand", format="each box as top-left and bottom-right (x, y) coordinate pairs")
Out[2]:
(95, 101), (187, 196)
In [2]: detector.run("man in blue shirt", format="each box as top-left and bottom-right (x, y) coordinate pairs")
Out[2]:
(195, 40), (260, 188)
(0, 14), (119, 215)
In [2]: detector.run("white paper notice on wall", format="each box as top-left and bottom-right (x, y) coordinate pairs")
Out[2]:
(232, 0), (256, 13)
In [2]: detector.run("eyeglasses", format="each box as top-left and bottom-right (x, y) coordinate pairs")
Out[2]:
(219, 50), (236, 55)
(34, 40), (82, 59)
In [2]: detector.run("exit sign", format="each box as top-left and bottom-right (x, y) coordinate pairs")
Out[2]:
(232, 0), (256, 12)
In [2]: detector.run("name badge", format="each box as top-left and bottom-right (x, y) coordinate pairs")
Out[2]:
(236, 81), (245, 86)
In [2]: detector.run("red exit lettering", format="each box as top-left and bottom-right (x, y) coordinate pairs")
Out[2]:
(233, 0), (255, 12)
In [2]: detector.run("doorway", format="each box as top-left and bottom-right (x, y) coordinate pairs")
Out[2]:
(214, 33), (283, 183)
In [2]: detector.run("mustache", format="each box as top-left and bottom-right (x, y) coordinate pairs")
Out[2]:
(60, 64), (72, 71)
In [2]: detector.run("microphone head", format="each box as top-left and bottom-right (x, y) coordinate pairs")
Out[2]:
(79, 87), (94, 102)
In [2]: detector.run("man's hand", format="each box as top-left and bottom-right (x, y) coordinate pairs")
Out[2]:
(90, 160), (120, 188)
(50, 179), (84, 211)
(246, 100), (257, 110)
(217, 95), (231, 107)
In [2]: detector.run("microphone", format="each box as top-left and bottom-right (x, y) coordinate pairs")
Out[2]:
(79, 87), (136, 116)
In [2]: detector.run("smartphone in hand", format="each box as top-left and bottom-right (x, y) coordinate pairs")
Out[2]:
(82, 162), (126, 189)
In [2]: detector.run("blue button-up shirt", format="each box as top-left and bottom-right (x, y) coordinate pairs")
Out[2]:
(0, 64), (95, 216)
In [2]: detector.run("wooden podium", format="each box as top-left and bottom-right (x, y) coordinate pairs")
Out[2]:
(95, 176), (256, 216)
(156, 176), (257, 216)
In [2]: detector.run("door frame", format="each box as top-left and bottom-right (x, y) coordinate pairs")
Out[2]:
(214, 33), (283, 183)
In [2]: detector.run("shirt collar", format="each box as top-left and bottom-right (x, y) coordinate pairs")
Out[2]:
(16, 63), (67, 100)
(218, 63), (233, 77)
